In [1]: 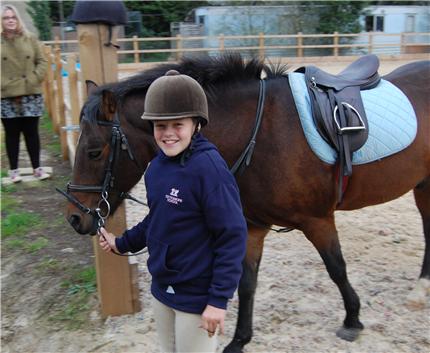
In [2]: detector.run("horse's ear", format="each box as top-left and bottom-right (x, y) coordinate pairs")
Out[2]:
(86, 80), (98, 96)
(101, 90), (117, 122)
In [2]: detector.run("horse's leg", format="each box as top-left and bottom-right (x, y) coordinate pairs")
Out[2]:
(407, 177), (430, 309)
(302, 216), (364, 342)
(223, 225), (269, 353)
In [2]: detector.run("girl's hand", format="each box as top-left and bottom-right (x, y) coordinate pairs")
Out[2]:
(200, 305), (226, 337)
(98, 227), (118, 253)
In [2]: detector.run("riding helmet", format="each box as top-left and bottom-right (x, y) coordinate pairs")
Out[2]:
(142, 70), (209, 126)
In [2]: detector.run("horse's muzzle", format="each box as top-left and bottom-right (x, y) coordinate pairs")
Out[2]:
(67, 212), (99, 235)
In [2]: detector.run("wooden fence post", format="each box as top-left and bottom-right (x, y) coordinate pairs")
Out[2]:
(400, 32), (406, 54)
(333, 31), (339, 57)
(41, 46), (50, 116)
(47, 46), (60, 134)
(49, 53), (60, 135)
(368, 32), (374, 54)
(67, 54), (80, 147)
(54, 35), (61, 52)
(54, 48), (67, 159)
(133, 35), (139, 63)
(76, 23), (141, 318)
(219, 33), (225, 53)
(297, 32), (303, 57)
(258, 32), (265, 60)
(77, 68), (87, 105)
(43, 45), (54, 120)
(176, 34), (182, 61)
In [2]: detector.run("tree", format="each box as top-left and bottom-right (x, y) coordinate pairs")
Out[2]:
(27, 0), (53, 40)
(125, 1), (208, 37)
(48, 1), (76, 24)
(300, 1), (370, 34)
(292, 1), (370, 55)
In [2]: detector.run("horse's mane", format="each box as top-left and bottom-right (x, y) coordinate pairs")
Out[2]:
(83, 53), (288, 123)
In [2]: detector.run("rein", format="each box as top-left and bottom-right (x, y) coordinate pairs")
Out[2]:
(230, 79), (293, 234)
(58, 77), (291, 257)
(56, 111), (148, 256)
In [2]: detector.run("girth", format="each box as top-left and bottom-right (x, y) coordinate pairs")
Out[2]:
(296, 54), (381, 201)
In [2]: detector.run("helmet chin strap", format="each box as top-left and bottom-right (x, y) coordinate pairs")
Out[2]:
(195, 122), (201, 134)
(180, 125), (201, 166)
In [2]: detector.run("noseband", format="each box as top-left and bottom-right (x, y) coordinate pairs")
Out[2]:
(56, 111), (147, 232)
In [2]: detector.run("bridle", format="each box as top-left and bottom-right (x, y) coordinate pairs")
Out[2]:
(56, 111), (148, 253)
(57, 78), (291, 256)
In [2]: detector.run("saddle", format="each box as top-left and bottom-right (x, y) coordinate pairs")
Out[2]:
(296, 54), (381, 200)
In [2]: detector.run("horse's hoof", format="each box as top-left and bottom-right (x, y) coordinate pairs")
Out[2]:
(336, 326), (363, 342)
(223, 340), (244, 353)
(406, 278), (430, 310)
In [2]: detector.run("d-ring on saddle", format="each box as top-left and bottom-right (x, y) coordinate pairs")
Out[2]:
(296, 54), (381, 201)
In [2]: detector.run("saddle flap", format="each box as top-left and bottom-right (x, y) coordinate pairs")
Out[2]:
(309, 84), (369, 153)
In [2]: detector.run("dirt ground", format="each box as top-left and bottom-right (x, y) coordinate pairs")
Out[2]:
(2, 58), (429, 353)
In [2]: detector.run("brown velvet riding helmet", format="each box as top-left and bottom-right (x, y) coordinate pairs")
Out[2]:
(141, 70), (209, 126)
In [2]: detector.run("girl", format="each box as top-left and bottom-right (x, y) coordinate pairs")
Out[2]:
(99, 70), (247, 353)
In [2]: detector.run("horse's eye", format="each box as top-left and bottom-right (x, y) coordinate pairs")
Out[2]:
(88, 149), (102, 160)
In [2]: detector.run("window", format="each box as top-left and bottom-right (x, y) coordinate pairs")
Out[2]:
(198, 15), (205, 25)
(365, 15), (384, 32)
(405, 15), (415, 32)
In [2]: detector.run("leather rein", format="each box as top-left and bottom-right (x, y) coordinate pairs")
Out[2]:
(56, 111), (148, 256)
(57, 78), (291, 256)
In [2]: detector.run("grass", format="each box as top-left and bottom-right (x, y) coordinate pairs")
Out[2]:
(26, 237), (49, 253)
(49, 266), (97, 329)
(1, 183), (18, 194)
(1, 191), (47, 251)
(40, 112), (62, 157)
(0, 193), (19, 212)
(1, 211), (43, 238)
(4, 236), (48, 253)
(1, 112), (98, 330)
(51, 174), (70, 189)
(36, 257), (62, 273)
(5, 238), (26, 250)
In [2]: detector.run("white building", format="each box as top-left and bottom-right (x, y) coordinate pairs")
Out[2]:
(359, 5), (430, 55)
(172, 4), (429, 57)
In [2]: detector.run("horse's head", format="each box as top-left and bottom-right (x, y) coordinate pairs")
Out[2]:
(62, 81), (156, 235)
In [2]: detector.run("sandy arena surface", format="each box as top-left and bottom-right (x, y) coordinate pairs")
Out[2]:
(2, 57), (429, 353)
(92, 57), (430, 353)
(95, 179), (428, 353)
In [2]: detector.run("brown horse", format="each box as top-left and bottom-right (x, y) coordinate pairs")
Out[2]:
(61, 54), (430, 353)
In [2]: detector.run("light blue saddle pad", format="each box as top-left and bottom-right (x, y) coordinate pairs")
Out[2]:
(288, 72), (417, 165)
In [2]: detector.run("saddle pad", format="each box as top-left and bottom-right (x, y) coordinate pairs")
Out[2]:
(288, 72), (417, 165)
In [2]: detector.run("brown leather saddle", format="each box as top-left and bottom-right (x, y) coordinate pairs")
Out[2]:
(296, 54), (381, 200)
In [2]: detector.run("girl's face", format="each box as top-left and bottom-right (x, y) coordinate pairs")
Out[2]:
(2, 9), (18, 32)
(153, 117), (197, 157)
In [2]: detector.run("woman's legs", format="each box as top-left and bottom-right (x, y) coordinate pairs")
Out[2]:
(1, 117), (41, 170)
(21, 117), (41, 169)
(152, 297), (218, 353)
(1, 118), (21, 170)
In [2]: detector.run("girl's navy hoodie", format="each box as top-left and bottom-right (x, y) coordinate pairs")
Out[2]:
(115, 134), (247, 314)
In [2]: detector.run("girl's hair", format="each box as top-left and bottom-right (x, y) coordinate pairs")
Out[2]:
(1, 4), (27, 37)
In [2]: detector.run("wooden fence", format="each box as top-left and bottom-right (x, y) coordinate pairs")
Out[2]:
(42, 31), (430, 165)
(42, 46), (83, 164)
(45, 31), (430, 64)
